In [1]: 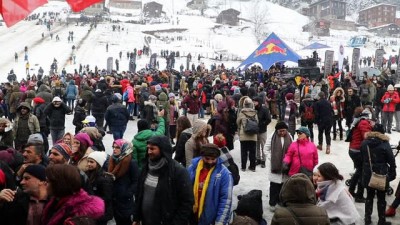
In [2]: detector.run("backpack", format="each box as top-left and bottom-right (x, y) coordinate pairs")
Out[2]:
(345, 118), (364, 142)
(302, 104), (315, 122)
(244, 115), (259, 134)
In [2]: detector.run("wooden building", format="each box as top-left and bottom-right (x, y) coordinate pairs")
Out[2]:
(358, 3), (397, 28)
(216, 9), (240, 26)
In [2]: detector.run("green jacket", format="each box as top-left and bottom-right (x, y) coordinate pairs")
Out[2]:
(132, 117), (165, 169)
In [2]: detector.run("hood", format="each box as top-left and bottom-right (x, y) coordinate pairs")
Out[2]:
(26, 90), (35, 98)
(147, 135), (173, 158)
(12, 85), (20, 92)
(38, 84), (51, 93)
(192, 120), (211, 138)
(158, 92), (168, 101)
(365, 131), (389, 147)
(82, 84), (91, 91)
(241, 108), (257, 117)
(17, 102), (31, 111)
(182, 127), (193, 134)
(280, 173), (316, 206)
(80, 127), (102, 140)
(94, 92), (104, 98)
(69, 80), (75, 85)
(332, 87), (345, 101)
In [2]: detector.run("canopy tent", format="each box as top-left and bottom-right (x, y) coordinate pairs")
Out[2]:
(1, 0), (102, 27)
(238, 32), (301, 70)
(302, 42), (331, 50)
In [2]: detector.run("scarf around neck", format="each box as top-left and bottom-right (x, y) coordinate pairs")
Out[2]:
(193, 160), (215, 219)
(270, 132), (292, 173)
(316, 180), (332, 201)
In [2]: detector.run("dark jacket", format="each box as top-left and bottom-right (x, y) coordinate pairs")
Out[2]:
(0, 130), (14, 147)
(73, 105), (87, 133)
(173, 128), (192, 166)
(44, 102), (72, 130)
(112, 159), (139, 218)
(33, 102), (49, 131)
(181, 95), (200, 114)
(271, 174), (330, 225)
(344, 95), (361, 119)
(91, 92), (109, 114)
(360, 132), (397, 188)
(314, 98), (333, 125)
(375, 87), (386, 107)
(105, 103), (129, 127)
(255, 105), (271, 133)
(299, 97), (314, 123)
(133, 136), (194, 225)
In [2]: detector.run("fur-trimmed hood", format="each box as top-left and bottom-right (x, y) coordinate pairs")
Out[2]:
(331, 87), (345, 102)
(192, 120), (211, 138)
(366, 131), (390, 142)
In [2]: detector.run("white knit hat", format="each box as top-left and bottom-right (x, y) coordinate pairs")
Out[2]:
(88, 151), (108, 167)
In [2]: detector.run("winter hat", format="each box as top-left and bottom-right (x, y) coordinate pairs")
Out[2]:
(168, 93), (175, 98)
(88, 151), (107, 167)
(213, 134), (226, 148)
(214, 94), (223, 102)
(155, 84), (162, 92)
(74, 133), (93, 147)
(77, 99), (87, 107)
(27, 133), (43, 145)
(141, 83), (148, 88)
(52, 96), (62, 102)
(296, 126), (311, 137)
(245, 81), (251, 88)
(232, 80), (239, 86)
(113, 93), (122, 102)
(243, 98), (253, 108)
(372, 123), (385, 134)
(387, 84), (395, 91)
(0, 148), (24, 172)
(24, 164), (46, 181)
(275, 121), (289, 130)
(82, 115), (96, 124)
(33, 97), (45, 104)
(138, 119), (150, 132)
(200, 143), (221, 158)
(149, 95), (157, 102)
(52, 143), (73, 161)
(285, 93), (294, 100)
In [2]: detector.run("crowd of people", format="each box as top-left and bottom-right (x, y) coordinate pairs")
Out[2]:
(0, 63), (398, 225)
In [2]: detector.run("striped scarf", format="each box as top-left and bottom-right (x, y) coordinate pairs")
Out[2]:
(193, 160), (215, 219)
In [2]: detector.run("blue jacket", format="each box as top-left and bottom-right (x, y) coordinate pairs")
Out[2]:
(66, 81), (78, 100)
(188, 157), (233, 225)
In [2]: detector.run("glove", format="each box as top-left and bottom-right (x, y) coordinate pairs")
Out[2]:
(282, 163), (290, 175)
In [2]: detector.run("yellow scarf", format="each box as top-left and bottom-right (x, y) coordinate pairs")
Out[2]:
(193, 160), (215, 219)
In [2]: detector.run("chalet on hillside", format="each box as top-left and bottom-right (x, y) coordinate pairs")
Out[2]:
(187, 0), (207, 10)
(368, 23), (400, 37)
(302, 19), (331, 36)
(143, 1), (163, 18)
(308, 0), (346, 20)
(358, 3), (397, 28)
(216, 9), (240, 26)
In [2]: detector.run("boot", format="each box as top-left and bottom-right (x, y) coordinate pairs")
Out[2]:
(256, 159), (261, 165)
(261, 161), (266, 168)
(326, 145), (330, 154)
(386, 206), (396, 217)
(364, 198), (373, 225)
(317, 145), (323, 151)
(378, 201), (390, 225)
(333, 135), (336, 141)
(339, 132), (343, 141)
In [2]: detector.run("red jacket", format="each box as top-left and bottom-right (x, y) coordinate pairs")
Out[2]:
(350, 119), (372, 150)
(381, 91), (399, 112)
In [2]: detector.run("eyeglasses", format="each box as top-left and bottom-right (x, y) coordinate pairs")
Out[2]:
(296, 132), (304, 135)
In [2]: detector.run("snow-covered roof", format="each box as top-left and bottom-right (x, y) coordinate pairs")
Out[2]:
(368, 23), (398, 30)
(360, 3), (397, 13)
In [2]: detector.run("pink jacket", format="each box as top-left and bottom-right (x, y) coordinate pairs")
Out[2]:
(125, 85), (135, 103)
(283, 138), (318, 176)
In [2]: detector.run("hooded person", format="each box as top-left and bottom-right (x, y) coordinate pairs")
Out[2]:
(105, 93), (130, 140)
(271, 173), (330, 225)
(132, 115), (166, 169)
(108, 139), (139, 225)
(80, 127), (106, 152)
(13, 102), (40, 151)
(133, 135), (194, 225)
(0, 118), (14, 147)
(236, 97), (258, 171)
(185, 120), (212, 167)
(71, 132), (94, 172)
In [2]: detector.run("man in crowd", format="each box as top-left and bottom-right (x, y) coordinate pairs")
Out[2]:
(13, 102), (40, 151)
(181, 88), (201, 125)
(48, 143), (73, 165)
(44, 96), (72, 144)
(105, 93), (130, 140)
(344, 87), (361, 128)
(133, 135), (194, 225)
(265, 121), (293, 212)
(188, 143), (233, 225)
(253, 97), (271, 168)
(314, 91), (333, 154)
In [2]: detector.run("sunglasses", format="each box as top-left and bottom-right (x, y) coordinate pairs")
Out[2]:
(296, 132), (304, 135)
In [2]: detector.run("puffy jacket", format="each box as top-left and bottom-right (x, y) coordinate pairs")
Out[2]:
(283, 138), (318, 176)
(91, 92), (109, 114)
(44, 102), (72, 130)
(314, 99), (333, 125)
(329, 87), (345, 118)
(13, 102), (40, 138)
(381, 91), (399, 112)
(132, 118), (165, 169)
(66, 81), (78, 100)
(349, 119), (372, 150)
(236, 108), (258, 141)
(181, 95), (200, 114)
(156, 92), (170, 122)
(174, 128), (192, 166)
(188, 157), (233, 225)
(255, 105), (271, 133)
(271, 174), (330, 225)
(124, 85), (135, 103)
(185, 120), (211, 167)
(105, 103), (129, 127)
(360, 132), (397, 188)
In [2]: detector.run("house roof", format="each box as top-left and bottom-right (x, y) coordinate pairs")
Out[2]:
(220, 8), (240, 16)
(368, 23), (398, 30)
(310, 0), (345, 7)
(144, 1), (162, 7)
(360, 3), (397, 13)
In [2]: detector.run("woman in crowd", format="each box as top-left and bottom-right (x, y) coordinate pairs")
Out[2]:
(283, 127), (318, 177)
(185, 120), (211, 167)
(236, 97), (258, 171)
(283, 93), (297, 137)
(360, 124), (396, 225)
(41, 164), (105, 225)
(315, 162), (360, 225)
(62, 132), (74, 146)
(70, 132), (94, 172)
(173, 116), (192, 166)
(108, 139), (139, 225)
(330, 87), (345, 141)
(86, 151), (114, 225)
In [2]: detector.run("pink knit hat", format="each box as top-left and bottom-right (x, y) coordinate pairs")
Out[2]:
(74, 133), (93, 147)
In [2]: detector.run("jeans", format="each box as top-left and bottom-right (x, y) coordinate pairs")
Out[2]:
(110, 125), (126, 140)
(382, 111), (394, 133)
(348, 150), (364, 198)
(50, 129), (65, 145)
(332, 118), (343, 140)
(240, 141), (256, 170)
(198, 105), (204, 118)
(127, 102), (134, 116)
(375, 105), (382, 123)
(318, 123), (332, 146)
(67, 99), (74, 111)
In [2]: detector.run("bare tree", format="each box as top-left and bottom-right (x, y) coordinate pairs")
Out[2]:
(252, 0), (269, 44)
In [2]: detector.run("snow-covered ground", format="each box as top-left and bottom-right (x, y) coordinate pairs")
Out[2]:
(1, 0), (400, 224)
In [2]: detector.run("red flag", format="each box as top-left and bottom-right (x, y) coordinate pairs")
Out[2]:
(1, 0), (48, 27)
(66, 0), (103, 12)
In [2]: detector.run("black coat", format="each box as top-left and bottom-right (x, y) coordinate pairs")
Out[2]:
(256, 105), (271, 133)
(44, 102), (72, 130)
(344, 95), (361, 118)
(173, 129), (192, 166)
(313, 99), (333, 125)
(360, 132), (397, 188)
(91, 92), (109, 114)
(73, 105), (87, 133)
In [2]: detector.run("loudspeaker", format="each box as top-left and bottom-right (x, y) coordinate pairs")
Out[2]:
(298, 58), (317, 67)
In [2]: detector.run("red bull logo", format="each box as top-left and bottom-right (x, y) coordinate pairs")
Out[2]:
(255, 43), (287, 57)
